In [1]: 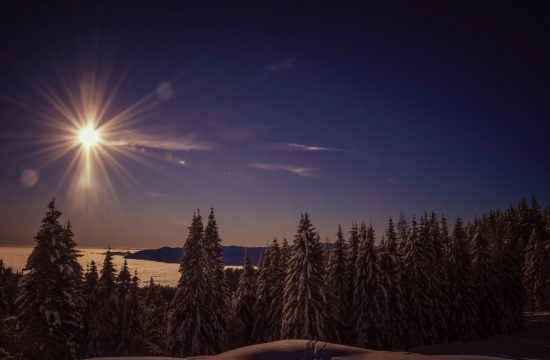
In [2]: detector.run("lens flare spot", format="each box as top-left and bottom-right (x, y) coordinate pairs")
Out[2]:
(21, 169), (39, 187)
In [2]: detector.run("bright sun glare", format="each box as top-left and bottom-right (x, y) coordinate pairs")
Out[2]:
(78, 126), (100, 148)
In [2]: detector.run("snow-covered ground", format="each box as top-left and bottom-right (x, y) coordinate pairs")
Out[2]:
(87, 312), (550, 360)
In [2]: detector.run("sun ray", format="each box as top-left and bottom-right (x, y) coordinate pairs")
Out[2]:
(26, 62), (171, 211)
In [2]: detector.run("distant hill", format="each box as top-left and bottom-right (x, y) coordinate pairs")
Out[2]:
(125, 245), (266, 266)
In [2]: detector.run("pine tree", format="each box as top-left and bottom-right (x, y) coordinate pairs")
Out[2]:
(118, 271), (153, 355)
(523, 229), (547, 311)
(15, 199), (83, 359)
(86, 248), (120, 357)
(425, 212), (449, 343)
(252, 248), (272, 342)
(118, 257), (131, 294)
(265, 239), (286, 341)
(346, 222), (360, 317)
(326, 225), (348, 343)
(445, 218), (478, 340)
(470, 225), (506, 336)
(497, 221), (524, 332)
(169, 211), (219, 356)
(352, 222), (386, 348)
(281, 213), (329, 340)
(396, 213), (409, 251)
(143, 277), (166, 355)
(84, 261), (98, 298)
(0, 260), (16, 358)
(378, 218), (405, 348)
(281, 237), (291, 268)
(233, 255), (256, 343)
(0, 260), (9, 318)
(401, 216), (435, 346)
(82, 261), (98, 354)
(252, 239), (285, 342)
(202, 208), (229, 352)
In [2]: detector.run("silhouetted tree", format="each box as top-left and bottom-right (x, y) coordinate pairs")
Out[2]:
(203, 208), (229, 352)
(378, 218), (405, 347)
(445, 218), (478, 340)
(169, 211), (218, 356)
(282, 213), (329, 340)
(523, 229), (547, 310)
(352, 222), (386, 348)
(233, 255), (256, 343)
(326, 225), (348, 343)
(86, 248), (120, 357)
(16, 199), (83, 359)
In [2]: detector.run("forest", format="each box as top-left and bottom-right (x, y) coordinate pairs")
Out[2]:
(0, 198), (549, 359)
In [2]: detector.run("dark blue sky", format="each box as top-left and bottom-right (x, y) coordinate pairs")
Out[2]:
(1, 1), (549, 247)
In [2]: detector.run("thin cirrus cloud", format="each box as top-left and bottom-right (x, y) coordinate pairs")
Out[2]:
(263, 142), (353, 153)
(113, 131), (213, 151)
(285, 143), (350, 152)
(249, 162), (318, 177)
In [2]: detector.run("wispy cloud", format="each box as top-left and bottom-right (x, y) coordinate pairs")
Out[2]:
(387, 178), (398, 184)
(250, 162), (318, 177)
(285, 143), (350, 152)
(266, 59), (299, 73)
(113, 131), (213, 151)
(263, 142), (353, 153)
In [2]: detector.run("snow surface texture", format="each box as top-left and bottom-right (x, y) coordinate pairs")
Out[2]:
(85, 339), (504, 359)
(84, 312), (550, 360)
(86, 312), (550, 359)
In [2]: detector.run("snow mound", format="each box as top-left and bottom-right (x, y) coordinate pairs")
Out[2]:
(87, 339), (505, 360)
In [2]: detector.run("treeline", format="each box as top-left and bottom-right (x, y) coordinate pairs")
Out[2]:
(0, 198), (549, 359)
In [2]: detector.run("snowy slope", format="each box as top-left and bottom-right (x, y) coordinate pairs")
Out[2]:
(87, 312), (550, 360)
(87, 340), (502, 360)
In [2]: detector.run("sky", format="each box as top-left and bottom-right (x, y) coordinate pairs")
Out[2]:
(0, 1), (549, 248)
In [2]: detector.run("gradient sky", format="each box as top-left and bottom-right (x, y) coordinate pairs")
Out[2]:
(0, 1), (549, 248)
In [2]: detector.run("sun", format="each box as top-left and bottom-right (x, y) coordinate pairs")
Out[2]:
(78, 125), (100, 148)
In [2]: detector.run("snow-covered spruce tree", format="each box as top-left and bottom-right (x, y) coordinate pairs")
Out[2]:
(144, 278), (167, 354)
(233, 254), (256, 343)
(497, 221), (524, 332)
(0, 260), (17, 358)
(82, 261), (98, 352)
(281, 237), (291, 269)
(378, 218), (405, 348)
(169, 211), (219, 356)
(516, 198), (532, 249)
(523, 229), (547, 311)
(265, 239), (286, 341)
(470, 225), (506, 336)
(202, 208), (229, 353)
(445, 218), (478, 340)
(86, 247), (120, 357)
(281, 213), (330, 340)
(15, 199), (83, 360)
(326, 225), (348, 343)
(118, 271), (155, 355)
(84, 261), (98, 298)
(400, 216), (436, 346)
(345, 222), (360, 318)
(118, 257), (131, 294)
(425, 213), (449, 343)
(252, 239), (286, 343)
(251, 248), (272, 342)
(396, 213), (409, 251)
(352, 222), (387, 348)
